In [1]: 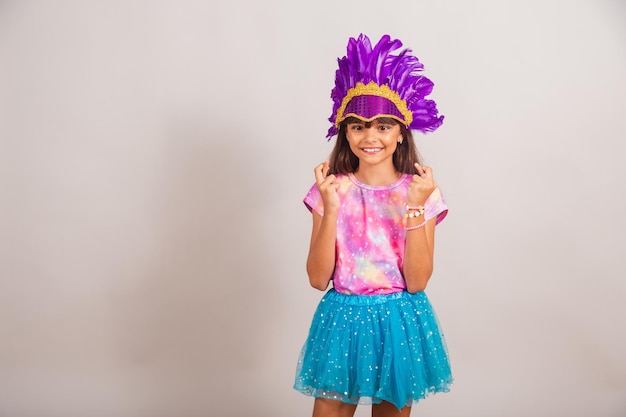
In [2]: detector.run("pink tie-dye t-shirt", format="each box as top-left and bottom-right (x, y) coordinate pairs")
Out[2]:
(304, 173), (448, 295)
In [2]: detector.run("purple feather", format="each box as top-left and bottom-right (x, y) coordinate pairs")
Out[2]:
(326, 34), (443, 139)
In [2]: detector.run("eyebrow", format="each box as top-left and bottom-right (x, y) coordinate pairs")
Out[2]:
(349, 121), (392, 127)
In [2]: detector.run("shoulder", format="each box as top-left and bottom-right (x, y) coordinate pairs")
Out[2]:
(425, 186), (448, 224)
(428, 186), (444, 202)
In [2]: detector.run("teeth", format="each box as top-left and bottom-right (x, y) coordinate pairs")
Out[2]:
(363, 148), (382, 152)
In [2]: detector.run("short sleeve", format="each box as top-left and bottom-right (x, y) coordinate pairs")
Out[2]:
(424, 187), (448, 225)
(303, 183), (324, 216)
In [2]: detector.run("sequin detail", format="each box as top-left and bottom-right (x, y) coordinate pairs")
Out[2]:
(341, 95), (406, 126)
(335, 82), (413, 127)
(294, 289), (453, 411)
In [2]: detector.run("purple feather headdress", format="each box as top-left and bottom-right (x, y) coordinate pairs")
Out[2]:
(327, 34), (444, 139)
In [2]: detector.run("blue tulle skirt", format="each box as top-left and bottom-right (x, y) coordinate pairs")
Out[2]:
(294, 289), (452, 411)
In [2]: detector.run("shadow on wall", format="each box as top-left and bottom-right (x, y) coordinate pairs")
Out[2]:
(113, 120), (278, 415)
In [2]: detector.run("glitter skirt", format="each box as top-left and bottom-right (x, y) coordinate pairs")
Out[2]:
(293, 289), (452, 411)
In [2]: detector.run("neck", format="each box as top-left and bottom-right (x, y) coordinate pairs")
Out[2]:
(354, 164), (401, 186)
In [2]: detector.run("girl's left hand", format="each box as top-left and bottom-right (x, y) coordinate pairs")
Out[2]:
(407, 163), (437, 206)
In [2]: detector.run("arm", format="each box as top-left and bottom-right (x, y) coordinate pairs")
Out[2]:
(403, 216), (436, 293)
(306, 161), (340, 291)
(402, 163), (438, 293)
(306, 210), (338, 290)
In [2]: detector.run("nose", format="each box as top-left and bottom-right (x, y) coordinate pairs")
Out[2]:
(363, 126), (377, 141)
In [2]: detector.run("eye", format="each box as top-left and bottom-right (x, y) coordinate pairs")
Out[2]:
(349, 124), (363, 131)
(378, 125), (390, 131)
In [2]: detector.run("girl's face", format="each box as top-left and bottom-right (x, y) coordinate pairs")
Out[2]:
(345, 119), (402, 169)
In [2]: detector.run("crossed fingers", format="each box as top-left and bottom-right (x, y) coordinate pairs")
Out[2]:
(314, 161), (331, 185)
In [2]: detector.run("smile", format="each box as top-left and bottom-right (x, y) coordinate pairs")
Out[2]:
(361, 147), (383, 154)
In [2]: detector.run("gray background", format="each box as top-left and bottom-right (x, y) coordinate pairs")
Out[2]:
(1, 1), (625, 416)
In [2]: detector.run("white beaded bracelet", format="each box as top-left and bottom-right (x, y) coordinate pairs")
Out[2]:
(406, 210), (424, 219)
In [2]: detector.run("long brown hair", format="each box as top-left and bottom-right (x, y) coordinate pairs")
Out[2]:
(328, 117), (422, 175)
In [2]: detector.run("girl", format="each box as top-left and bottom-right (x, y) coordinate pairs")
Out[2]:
(293, 34), (453, 417)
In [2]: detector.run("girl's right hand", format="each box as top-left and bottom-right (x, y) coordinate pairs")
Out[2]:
(314, 161), (340, 211)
